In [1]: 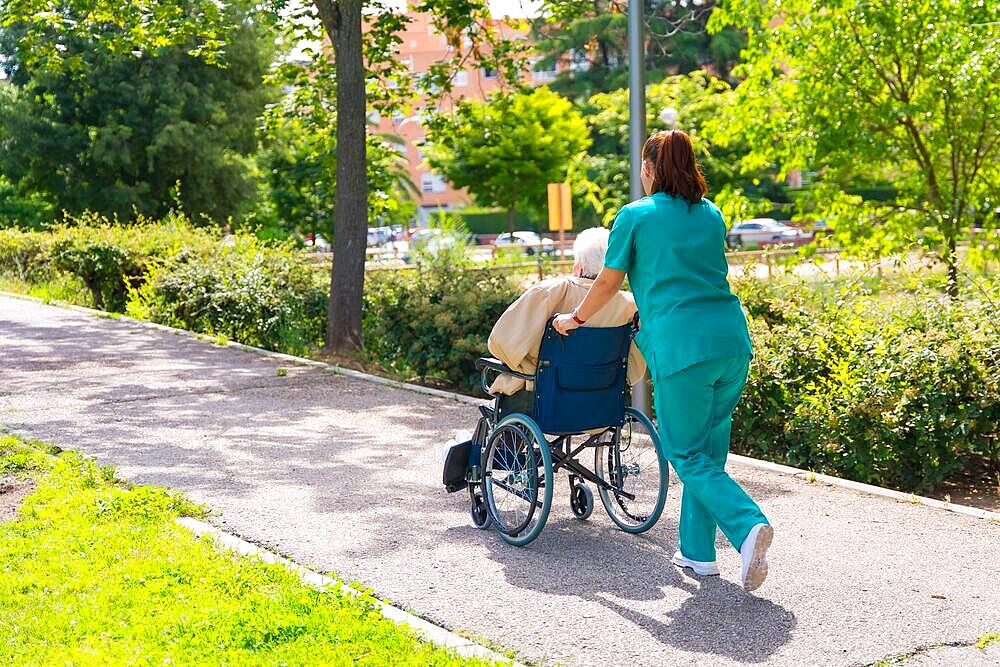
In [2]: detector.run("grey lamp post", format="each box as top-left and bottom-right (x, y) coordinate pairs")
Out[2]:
(628, 0), (651, 414)
(628, 1), (646, 203)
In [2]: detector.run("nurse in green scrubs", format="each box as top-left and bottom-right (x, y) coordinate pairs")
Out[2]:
(552, 130), (773, 592)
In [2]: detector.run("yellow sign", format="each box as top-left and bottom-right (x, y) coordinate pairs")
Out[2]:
(547, 182), (572, 232)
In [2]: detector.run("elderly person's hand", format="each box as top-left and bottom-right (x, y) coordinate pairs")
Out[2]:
(552, 312), (581, 336)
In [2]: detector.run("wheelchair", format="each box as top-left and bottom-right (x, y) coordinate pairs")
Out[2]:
(445, 318), (669, 547)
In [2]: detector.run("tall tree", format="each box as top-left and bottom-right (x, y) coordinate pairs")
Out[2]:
(0, 0), (276, 223)
(532, 0), (744, 100)
(2, 0), (528, 351)
(259, 37), (416, 244)
(426, 87), (591, 234)
(712, 0), (1000, 295)
(583, 71), (760, 221)
(307, 0), (528, 353)
(312, 0), (368, 352)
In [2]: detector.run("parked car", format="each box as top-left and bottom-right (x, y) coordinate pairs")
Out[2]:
(726, 218), (804, 249)
(367, 226), (394, 247)
(811, 219), (832, 234)
(408, 228), (439, 245)
(494, 231), (557, 256)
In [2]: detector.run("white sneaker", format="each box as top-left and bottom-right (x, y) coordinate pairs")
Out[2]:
(671, 550), (720, 576)
(740, 523), (773, 592)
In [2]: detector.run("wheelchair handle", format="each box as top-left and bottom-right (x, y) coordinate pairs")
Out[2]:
(476, 357), (536, 395)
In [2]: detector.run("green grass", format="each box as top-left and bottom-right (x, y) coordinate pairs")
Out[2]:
(0, 434), (493, 666)
(978, 632), (1000, 650)
(0, 274), (92, 306)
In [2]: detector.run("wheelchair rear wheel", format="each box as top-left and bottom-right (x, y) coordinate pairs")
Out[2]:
(483, 414), (553, 546)
(595, 407), (668, 534)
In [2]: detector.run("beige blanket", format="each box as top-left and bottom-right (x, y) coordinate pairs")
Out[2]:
(486, 275), (647, 395)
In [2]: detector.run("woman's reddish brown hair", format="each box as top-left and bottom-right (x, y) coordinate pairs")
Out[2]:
(642, 130), (708, 204)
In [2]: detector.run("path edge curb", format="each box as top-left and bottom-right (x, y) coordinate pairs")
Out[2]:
(5, 289), (997, 524)
(727, 454), (1000, 521)
(175, 517), (521, 665)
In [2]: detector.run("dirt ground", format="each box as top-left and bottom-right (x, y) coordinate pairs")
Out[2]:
(0, 474), (35, 523)
(935, 484), (1000, 513)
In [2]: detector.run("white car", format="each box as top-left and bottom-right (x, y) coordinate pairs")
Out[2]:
(726, 219), (802, 249)
(367, 226), (394, 247)
(494, 231), (556, 256)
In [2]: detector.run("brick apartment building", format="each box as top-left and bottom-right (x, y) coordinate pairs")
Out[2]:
(372, 12), (556, 223)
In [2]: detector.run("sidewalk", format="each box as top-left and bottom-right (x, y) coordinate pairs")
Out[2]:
(2, 294), (998, 666)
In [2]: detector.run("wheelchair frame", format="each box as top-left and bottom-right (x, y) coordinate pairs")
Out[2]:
(467, 335), (669, 547)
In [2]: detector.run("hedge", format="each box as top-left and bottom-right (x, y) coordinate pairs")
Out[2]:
(0, 214), (326, 353)
(128, 236), (328, 354)
(1, 217), (997, 494)
(457, 208), (536, 235)
(363, 261), (521, 392)
(732, 277), (999, 494)
(1, 212), (216, 311)
(455, 206), (603, 235)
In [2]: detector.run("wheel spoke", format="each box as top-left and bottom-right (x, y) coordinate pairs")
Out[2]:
(595, 411), (666, 532)
(485, 422), (542, 536)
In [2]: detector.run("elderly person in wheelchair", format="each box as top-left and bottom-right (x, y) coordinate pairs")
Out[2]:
(442, 227), (669, 547)
(486, 226), (647, 407)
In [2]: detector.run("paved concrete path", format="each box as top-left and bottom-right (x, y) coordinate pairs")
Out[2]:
(2, 295), (998, 667)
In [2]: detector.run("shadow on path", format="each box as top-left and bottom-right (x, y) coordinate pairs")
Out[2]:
(446, 513), (796, 664)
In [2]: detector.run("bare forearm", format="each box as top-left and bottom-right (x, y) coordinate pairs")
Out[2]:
(575, 268), (625, 321)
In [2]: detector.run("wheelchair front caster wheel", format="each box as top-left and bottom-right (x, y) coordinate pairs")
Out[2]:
(570, 483), (594, 520)
(470, 489), (492, 530)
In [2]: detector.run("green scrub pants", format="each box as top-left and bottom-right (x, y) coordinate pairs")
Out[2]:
(653, 354), (768, 563)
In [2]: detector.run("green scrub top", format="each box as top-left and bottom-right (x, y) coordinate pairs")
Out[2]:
(603, 191), (752, 379)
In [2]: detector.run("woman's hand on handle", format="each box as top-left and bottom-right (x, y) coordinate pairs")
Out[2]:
(552, 313), (580, 336)
(553, 267), (627, 336)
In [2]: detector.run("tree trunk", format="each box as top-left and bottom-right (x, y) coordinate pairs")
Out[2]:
(316, 0), (367, 353)
(945, 225), (959, 299)
(506, 206), (515, 235)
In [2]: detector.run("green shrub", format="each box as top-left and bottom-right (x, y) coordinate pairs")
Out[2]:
(732, 277), (1000, 493)
(51, 235), (139, 311)
(48, 212), (215, 311)
(457, 207), (536, 235)
(0, 211), (325, 354)
(128, 236), (327, 354)
(363, 263), (520, 394)
(0, 228), (55, 283)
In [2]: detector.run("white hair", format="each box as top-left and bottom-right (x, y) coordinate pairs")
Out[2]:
(573, 226), (610, 277)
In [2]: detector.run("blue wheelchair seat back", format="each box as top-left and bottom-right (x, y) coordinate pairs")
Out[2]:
(532, 320), (633, 434)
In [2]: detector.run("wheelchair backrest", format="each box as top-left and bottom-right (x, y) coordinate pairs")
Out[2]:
(533, 319), (633, 434)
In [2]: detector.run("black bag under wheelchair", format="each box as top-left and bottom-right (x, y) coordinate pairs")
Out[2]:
(442, 317), (669, 547)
